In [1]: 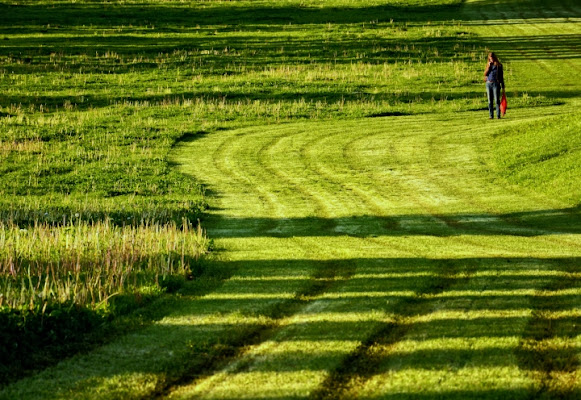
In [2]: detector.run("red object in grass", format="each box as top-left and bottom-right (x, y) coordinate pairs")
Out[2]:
(500, 92), (507, 116)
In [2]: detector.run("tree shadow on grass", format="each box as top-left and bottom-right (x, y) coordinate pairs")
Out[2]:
(0, 0), (579, 30)
(3, 256), (578, 397)
(204, 205), (581, 238)
(0, 253), (236, 387)
(0, 2), (464, 29)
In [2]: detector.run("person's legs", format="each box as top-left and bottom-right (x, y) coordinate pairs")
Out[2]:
(486, 82), (494, 118)
(494, 83), (501, 118)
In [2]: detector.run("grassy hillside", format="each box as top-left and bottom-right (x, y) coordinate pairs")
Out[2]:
(0, 0), (580, 398)
(490, 111), (581, 205)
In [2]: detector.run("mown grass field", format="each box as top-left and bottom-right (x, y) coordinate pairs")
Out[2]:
(1, 0), (580, 398)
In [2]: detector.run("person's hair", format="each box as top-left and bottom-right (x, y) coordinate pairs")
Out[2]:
(488, 52), (501, 66)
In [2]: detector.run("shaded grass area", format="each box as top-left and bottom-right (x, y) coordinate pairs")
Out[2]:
(193, 207), (581, 238)
(0, 255), (234, 387)
(0, 217), (211, 385)
(311, 257), (579, 400)
(3, 254), (579, 399)
(164, 256), (580, 400)
(0, 0), (465, 29)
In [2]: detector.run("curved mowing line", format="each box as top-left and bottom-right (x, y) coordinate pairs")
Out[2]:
(339, 117), (526, 243)
(298, 122), (402, 218)
(161, 120), (450, 398)
(305, 114), (577, 398)
(186, 116), (528, 399)
(170, 114), (580, 399)
(256, 126), (334, 219)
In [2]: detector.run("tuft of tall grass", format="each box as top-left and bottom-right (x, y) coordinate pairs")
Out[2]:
(0, 219), (209, 310)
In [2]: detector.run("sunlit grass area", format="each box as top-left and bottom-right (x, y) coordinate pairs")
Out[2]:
(1, 0), (580, 398)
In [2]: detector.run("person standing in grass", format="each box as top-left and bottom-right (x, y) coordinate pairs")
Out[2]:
(484, 52), (505, 119)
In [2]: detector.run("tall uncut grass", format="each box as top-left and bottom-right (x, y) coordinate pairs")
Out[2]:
(0, 219), (208, 310)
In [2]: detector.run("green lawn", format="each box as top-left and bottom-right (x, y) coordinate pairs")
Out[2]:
(1, 0), (580, 399)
